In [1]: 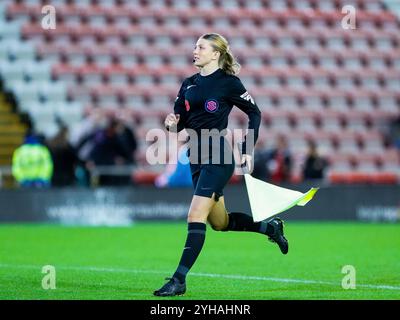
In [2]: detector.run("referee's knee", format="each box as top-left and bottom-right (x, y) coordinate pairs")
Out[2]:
(210, 223), (225, 231)
(187, 210), (208, 223)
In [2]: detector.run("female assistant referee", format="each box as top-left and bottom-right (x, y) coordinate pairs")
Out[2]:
(154, 33), (288, 297)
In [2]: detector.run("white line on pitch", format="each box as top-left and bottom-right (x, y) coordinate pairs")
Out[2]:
(0, 263), (399, 291)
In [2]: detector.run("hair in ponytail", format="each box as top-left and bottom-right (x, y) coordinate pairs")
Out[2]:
(200, 33), (241, 75)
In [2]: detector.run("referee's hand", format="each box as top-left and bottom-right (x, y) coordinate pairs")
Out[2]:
(241, 154), (253, 174)
(164, 113), (180, 131)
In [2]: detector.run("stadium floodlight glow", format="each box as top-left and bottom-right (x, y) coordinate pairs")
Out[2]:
(244, 174), (319, 222)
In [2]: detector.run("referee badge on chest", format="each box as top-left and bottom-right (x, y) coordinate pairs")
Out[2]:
(204, 99), (219, 113)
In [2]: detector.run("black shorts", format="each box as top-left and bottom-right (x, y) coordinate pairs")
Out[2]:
(190, 162), (235, 202)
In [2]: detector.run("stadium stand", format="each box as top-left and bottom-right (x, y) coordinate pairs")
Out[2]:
(0, 0), (399, 185)
(0, 86), (26, 187)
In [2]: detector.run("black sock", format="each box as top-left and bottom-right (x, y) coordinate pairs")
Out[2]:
(172, 222), (206, 283)
(224, 212), (274, 235)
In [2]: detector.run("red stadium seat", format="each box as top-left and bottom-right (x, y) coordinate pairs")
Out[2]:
(132, 170), (159, 185)
(6, 0), (399, 184)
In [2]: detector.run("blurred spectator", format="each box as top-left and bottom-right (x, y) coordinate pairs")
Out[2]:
(70, 112), (138, 186)
(252, 136), (292, 183)
(252, 140), (270, 182)
(12, 133), (53, 188)
(155, 140), (192, 188)
(267, 135), (292, 184)
(70, 111), (106, 186)
(47, 125), (78, 187)
(70, 110), (104, 162)
(86, 118), (133, 185)
(388, 115), (400, 151)
(115, 119), (138, 165)
(87, 118), (131, 166)
(302, 141), (328, 181)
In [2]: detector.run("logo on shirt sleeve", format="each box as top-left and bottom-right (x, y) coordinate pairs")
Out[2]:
(185, 99), (191, 111)
(204, 99), (219, 113)
(240, 91), (255, 104)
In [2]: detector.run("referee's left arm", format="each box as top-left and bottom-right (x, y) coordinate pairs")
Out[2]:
(228, 77), (261, 155)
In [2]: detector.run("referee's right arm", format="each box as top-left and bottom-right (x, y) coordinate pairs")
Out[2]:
(165, 80), (188, 132)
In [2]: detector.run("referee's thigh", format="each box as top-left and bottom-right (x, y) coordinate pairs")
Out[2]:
(207, 196), (229, 231)
(187, 194), (218, 223)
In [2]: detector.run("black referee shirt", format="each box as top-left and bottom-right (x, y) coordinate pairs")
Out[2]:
(172, 68), (261, 157)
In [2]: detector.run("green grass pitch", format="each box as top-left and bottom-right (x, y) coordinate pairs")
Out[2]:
(0, 222), (399, 300)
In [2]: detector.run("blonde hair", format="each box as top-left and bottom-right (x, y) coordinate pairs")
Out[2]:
(200, 33), (241, 75)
